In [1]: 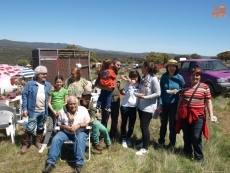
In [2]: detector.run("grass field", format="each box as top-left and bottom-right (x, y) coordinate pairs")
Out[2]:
(0, 96), (229, 173)
(0, 68), (229, 173)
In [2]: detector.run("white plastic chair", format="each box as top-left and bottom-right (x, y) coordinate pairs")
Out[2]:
(0, 103), (16, 143)
(91, 87), (101, 108)
(59, 126), (92, 162)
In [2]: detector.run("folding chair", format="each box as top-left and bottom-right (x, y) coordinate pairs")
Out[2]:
(60, 126), (92, 162)
(91, 87), (101, 108)
(0, 103), (16, 143)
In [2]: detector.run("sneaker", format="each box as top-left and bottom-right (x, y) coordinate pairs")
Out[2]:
(126, 139), (132, 147)
(122, 140), (128, 148)
(136, 148), (148, 155)
(73, 164), (82, 173)
(39, 144), (47, 153)
(42, 163), (55, 173)
(105, 107), (111, 112)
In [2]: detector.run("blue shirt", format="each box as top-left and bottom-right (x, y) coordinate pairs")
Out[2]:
(22, 80), (52, 118)
(159, 73), (185, 105)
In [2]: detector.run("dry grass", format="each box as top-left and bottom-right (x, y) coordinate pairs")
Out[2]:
(0, 69), (229, 172)
(1, 95), (230, 173)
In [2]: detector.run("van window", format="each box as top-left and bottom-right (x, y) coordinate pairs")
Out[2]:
(181, 62), (190, 71)
(189, 62), (198, 72)
(201, 60), (228, 71)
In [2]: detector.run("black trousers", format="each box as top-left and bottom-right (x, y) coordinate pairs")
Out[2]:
(138, 109), (152, 150)
(101, 98), (120, 140)
(158, 103), (177, 146)
(120, 106), (137, 139)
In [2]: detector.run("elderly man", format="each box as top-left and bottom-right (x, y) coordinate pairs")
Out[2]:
(21, 65), (52, 154)
(42, 96), (90, 173)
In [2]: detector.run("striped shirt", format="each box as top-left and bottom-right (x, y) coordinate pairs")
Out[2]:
(180, 82), (211, 109)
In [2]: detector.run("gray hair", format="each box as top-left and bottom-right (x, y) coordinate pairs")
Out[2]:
(67, 96), (78, 104)
(34, 65), (48, 75)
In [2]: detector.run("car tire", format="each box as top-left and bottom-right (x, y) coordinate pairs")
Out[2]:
(207, 83), (216, 97)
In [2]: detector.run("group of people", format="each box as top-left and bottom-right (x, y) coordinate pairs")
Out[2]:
(20, 58), (121, 173)
(19, 58), (217, 173)
(119, 59), (217, 163)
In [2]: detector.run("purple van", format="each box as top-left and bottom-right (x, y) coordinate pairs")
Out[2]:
(179, 59), (230, 96)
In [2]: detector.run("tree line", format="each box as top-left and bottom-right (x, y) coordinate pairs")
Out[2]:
(0, 43), (229, 66)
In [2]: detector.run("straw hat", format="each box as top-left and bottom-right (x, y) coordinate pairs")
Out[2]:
(164, 59), (180, 68)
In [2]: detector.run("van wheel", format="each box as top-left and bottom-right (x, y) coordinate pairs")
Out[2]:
(207, 83), (216, 97)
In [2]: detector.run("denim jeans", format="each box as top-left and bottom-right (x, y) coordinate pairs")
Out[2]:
(120, 106), (137, 139)
(26, 111), (46, 133)
(158, 103), (177, 146)
(92, 118), (111, 145)
(97, 89), (113, 108)
(46, 130), (88, 166)
(181, 116), (204, 161)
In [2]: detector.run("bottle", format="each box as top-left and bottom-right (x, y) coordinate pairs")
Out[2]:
(3, 89), (6, 96)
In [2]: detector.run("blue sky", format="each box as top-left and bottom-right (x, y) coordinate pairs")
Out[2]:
(0, 0), (229, 56)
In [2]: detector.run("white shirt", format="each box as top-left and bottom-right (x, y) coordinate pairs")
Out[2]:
(35, 82), (45, 112)
(57, 106), (90, 134)
(121, 81), (139, 107)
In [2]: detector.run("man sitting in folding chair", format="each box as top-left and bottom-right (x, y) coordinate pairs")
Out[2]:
(42, 96), (90, 173)
(63, 91), (111, 151)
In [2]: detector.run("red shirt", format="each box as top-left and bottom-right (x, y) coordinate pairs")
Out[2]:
(99, 68), (116, 89)
(177, 82), (211, 140)
(180, 82), (211, 110)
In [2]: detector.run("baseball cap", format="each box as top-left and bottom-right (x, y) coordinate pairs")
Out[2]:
(82, 90), (92, 96)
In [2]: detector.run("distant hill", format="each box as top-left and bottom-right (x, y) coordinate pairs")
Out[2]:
(0, 39), (210, 65)
(0, 39), (149, 65)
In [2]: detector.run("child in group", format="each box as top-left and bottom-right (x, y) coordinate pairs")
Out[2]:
(120, 69), (140, 148)
(96, 59), (116, 112)
(39, 75), (68, 153)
